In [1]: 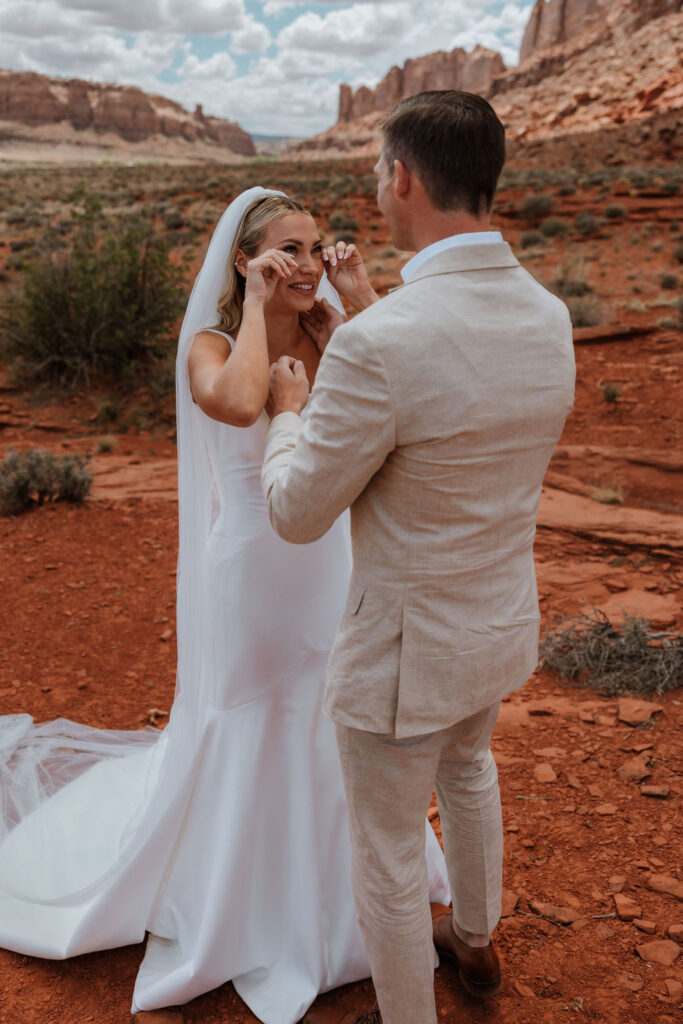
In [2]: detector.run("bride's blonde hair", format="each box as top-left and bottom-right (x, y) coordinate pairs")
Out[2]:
(213, 194), (308, 334)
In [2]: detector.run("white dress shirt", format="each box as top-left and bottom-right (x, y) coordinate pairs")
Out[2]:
(401, 231), (503, 282)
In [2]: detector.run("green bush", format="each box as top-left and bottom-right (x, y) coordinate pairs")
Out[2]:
(539, 217), (570, 238)
(0, 448), (92, 515)
(552, 263), (593, 297)
(519, 193), (555, 223)
(328, 211), (359, 232)
(564, 295), (604, 327)
(659, 273), (678, 290)
(601, 382), (621, 404)
(604, 203), (627, 220)
(575, 211), (600, 236)
(520, 230), (545, 249)
(1, 190), (187, 387)
(332, 231), (357, 245)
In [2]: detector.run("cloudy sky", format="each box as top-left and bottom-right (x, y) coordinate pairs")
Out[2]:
(0, 1), (533, 136)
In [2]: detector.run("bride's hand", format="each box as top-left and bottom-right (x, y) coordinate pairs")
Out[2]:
(300, 299), (346, 355)
(322, 241), (379, 311)
(243, 248), (297, 305)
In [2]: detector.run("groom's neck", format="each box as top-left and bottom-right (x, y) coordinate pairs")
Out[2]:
(404, 207), (492, 254)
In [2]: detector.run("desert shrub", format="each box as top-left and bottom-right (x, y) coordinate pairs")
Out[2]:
(659, 272), (678, 290)
(332, 231), (357, 245)
(0, 448), (92, 515)
(539, 217), (570, 238)
(540, 610), (683, 697)
(1, 190), (187, 387)
(328, 211), (359, 232)
(575, 211), (600, 236)
(564, 295), (604, 327)
(519, 193), (555, 223)
(556, 184), (576, 196)
(163, 208), (185, 230)
(625, 167), (654, 191)
(601, 381), (621, 404)
(520, 230), (545, 248)
(552, 263), (593, 297)
(677, 295), (683, 328)
(604, 203), (627, 219)
(673, 245), (683, 264)
(96, 435), (117, 453)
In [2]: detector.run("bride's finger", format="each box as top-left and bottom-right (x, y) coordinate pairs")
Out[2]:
(323, 244), (340, 267)
(251, 252), (293, 278)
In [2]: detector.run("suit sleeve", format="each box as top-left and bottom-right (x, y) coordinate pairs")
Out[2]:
(261, 320), (395, 543)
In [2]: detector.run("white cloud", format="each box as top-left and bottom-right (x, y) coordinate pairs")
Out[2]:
(277, 3), (411, 57)
(0, 1), (535, 135)
(231, 15), (272, 54)
(178, 50), (238, 79)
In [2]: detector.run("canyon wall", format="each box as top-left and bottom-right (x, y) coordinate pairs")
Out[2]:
(337, 46), (505, 123)
(0, 71), (255, 155)
(520, 0), (682, 62)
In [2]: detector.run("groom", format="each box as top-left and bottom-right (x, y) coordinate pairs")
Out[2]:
(262, 90), (575, 1024)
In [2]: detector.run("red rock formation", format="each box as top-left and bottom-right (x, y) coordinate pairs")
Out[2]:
(337, 46), (506, 123)
(291, 1), (682, 161)
(520, 0), (682, 62)
(0, 70), (254, 155)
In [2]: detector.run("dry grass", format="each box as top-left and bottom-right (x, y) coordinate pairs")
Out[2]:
(540, 610), (683, 697)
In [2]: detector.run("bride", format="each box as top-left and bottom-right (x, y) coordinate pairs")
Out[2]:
(0, 187), (450, 1022)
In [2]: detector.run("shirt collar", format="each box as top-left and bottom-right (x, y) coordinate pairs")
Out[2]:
(401, 231), (504, 283)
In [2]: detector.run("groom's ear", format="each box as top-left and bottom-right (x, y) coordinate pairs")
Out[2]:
(393, 159), (411, 199)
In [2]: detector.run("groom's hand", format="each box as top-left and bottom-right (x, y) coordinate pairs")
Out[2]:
(266, 356), (309, 418)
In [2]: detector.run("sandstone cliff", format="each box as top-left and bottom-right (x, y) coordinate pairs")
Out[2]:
(338, 46), (505, 123)
(520, 0), (682, 62)
(289, 0), (683, 161)
(0, 71), (255, 158)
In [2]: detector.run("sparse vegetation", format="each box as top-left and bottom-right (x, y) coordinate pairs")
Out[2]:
(520, 230), (546, 248)
(0, 190), (187, 388)
(539, 217), (570, 238)
(604, 203), (627, 220)
(551, 263), (593, 297)
(659, 272), (678, 290)
(519, 193), (555, 223)
(540, 610), (683, 697)
(601, 382), (621, 404)
(564, 295), (604, 327)
(328, 210), (359, 232)
(575, 211), (600, 236)
(673, 244), (683, 264)
(0, 447), (92, 515)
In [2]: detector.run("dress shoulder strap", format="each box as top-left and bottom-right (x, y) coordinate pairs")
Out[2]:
(201, 327), (235, 348)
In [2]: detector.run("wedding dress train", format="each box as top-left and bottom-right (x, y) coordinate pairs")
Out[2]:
(0, 358), (450, 1022)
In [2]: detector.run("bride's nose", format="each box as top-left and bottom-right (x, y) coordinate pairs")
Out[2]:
(295, 251), (318, 275)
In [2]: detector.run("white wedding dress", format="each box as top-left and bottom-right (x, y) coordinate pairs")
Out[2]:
(0, 189), (450, 1023)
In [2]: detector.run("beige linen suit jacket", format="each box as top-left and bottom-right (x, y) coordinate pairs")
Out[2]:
(262, 243), (575, 738)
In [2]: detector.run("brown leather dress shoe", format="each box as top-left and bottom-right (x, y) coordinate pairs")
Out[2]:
(302, 1006), (381, 1024)
(431, 903), (502, 999)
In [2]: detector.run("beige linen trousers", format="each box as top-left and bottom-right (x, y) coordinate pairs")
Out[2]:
(262, 243), (575, 1022)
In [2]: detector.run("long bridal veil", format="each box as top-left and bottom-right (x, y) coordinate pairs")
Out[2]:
(0, 186), (344, 915)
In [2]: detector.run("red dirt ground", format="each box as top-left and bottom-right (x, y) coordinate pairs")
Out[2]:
(1, 175), (682, 1024)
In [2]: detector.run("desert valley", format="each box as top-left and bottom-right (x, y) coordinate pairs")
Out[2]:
(0, 1), (682, 1022)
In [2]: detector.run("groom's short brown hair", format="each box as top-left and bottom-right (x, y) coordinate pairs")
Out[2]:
(381, 91), (505, 216)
